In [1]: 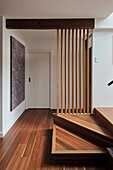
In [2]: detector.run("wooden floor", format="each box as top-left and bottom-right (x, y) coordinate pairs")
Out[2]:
(0, 109), (107, 170)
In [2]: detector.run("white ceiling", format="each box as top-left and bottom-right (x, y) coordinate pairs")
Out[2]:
(0, 0), (113, 19)
(18, 30), (57, 39)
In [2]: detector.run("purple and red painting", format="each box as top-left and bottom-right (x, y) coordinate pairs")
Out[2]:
(10, 36), (25, 111)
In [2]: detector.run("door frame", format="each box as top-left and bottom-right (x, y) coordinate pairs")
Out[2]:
(26, 49), (53, 109)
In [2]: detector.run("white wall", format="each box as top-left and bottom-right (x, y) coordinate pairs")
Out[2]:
(94, 17), (113, 107)
(0, 17), (3, 137)
(96, 13), (113, 29)
(2, 17), (28, 137)
(93, 29), (113, 107)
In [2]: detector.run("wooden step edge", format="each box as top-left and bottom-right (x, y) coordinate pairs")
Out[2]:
(55, 114), (113, 140)
(54, 115), (113, 147)
(94, 108), (113, 135)
(52, 150), (106, 154)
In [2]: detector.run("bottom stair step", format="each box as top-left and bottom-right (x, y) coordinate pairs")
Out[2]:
(51, 124), (107, 165)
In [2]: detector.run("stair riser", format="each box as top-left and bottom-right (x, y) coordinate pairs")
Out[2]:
(52, 154), (106, 165)
(94, 108), (113, 136)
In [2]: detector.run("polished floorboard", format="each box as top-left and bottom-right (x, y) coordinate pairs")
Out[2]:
(0, 109), (107, 170)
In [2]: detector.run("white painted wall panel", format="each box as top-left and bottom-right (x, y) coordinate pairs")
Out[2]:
(93, 30), (113, 107)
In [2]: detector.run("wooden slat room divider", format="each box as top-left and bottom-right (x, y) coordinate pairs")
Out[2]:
(57, 29), (93, 114)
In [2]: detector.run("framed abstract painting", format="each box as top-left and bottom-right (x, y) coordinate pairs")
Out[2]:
(10, 36), (25, 111)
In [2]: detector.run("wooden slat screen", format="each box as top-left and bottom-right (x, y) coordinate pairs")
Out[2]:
(61, 29), (63, 113)
(65, 29), (67, 114)
(57, 29), (59, 114)
(68, 29), (71, 114)
(76, 29), (78, 114)
(72, 29), (74, 114)
(57, 29), (93, 114)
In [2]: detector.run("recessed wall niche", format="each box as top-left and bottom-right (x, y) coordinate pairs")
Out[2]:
(10, 36), (25, 111)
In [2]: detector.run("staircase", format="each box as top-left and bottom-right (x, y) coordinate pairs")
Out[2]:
(51, 108), (113, 167)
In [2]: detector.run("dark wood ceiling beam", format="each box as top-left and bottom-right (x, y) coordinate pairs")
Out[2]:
(6, 19), (94, 29)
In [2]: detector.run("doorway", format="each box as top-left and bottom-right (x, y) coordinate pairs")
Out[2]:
(28, 52), (50, 108)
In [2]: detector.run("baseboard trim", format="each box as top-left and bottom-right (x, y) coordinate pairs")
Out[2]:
(28, 108), (50, 110)
(0, 132), (3, 138)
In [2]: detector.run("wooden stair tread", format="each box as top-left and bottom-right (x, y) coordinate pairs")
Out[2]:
(94, 107), (113, 136)
(56, 114), (113, 140)
(95, 107), (113, 125)
(52, 125), (106, 154)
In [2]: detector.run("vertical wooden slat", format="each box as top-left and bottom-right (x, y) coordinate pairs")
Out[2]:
(87, 29), (89, 114)
(61, 29), (63, 113)
(83, 29), (85, 113)
(68, 29), (70, 114)
(76, 29), (78, 114)
(79, 29), (81, 114)
(57, 29), (59, 114)
(72, 29), (74, 114)
(91, 30), (93, 114)
(65, 29), (67, 114)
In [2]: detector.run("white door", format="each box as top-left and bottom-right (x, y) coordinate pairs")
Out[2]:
(29, 52), (49, 108)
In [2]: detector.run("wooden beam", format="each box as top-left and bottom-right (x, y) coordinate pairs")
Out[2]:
(61, 29), (63, 113)
(76, 29), (78, 114)
(57, 29), (59, 114)
(65, 29), (67, 114)
(6, 19), (95, 29)
(72, 29), (74, 114)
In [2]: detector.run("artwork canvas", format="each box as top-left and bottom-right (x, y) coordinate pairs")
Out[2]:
(10, 36), (25, 111)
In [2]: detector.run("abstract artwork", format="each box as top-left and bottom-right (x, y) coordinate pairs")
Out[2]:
(10, 36), (25, 111)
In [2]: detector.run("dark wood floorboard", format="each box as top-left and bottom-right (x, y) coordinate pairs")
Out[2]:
(0, 109), (107, 170)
